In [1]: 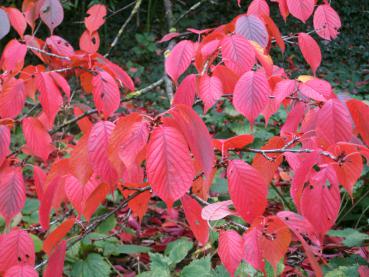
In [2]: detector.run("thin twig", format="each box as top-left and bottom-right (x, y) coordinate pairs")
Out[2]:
(27, 46), (71, 61)
(163, 0), (175, 102)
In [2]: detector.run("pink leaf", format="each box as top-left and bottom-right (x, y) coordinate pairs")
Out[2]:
(0, 125), (10, 166)
(299, 79), (333, 102)
(218, 230), (243, 276)
(38, 0), (64, 33)
(221, 34), (256, 76)
(172, 74), (197, 107)
(0, 39), (27, 74)
(233, 70), (271, 126)
(181, 194), (209, 245)
(84, 4), (107, 33)
(247, 0), (270, 17)
(0, 9), (10, 40)
(201, 200), (235, 221)
(146, 123), (195, 207)
(0, 167), (25, 225)
(227, 159), (268, 223)
(313, 4), (341, 40)
(198, 75), (223, 113)
(39, 177), (60, 230)
(79, 30), (100, 54)
(0, 78), (25, 119)
(298, 32), (321, 76)
(286, 0), (314, 23)
(5, 8), (27, 38)
(4, 265), (38, 277)
(235, 15), (269, 48)
(43, 240), (66, 277)
(165, 40), (194, 83)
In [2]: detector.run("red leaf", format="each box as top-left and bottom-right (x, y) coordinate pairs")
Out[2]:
(198, 75), (223, 113)
(0, 167), (25, 225)
(301, 167), (340, 236)
(158, 32), (181, 43)
(165, 40), (194, 84)
(172, 74), (197, 107)
(0, 9), (10, 40)
(218, 230), (243, 276)
(0, 78), (25, 119)
(49, 72), (71, 100)
(277, 0), (289, 21)
(227, 159), (268, 223)
(201, 200), (235, 221)
(103, 62), (135, 91)
(88, 121), (118, 185)
(43, 218), (75, 255)
(170, 105), (215, 180)
(0, 229), (35, 273)
(65, 175), (99, 215)
(5, 8), (27, 38)
(108, 113), (149, 169)
(92, 71), (120, 118)
(233, 70), (271, 126)
(313, 4), (341, 40)
(33, 166), (46, 200)
(221, 34), (256, 76)
(22, 117), (54, 162)
(299, 79), (333, 102)
(263, 15), (285, 53)
(181, 194), (209, 245)
(39, 177), (60, 230)
(36, 72), (63, 126)
(280, 102), (306, 136)
(298, 32), (321, 76)
(0, 125), (10, 166)
(43, 240), (66, 277)
(286, 0), (314, 23)
(235, 15), (269, 48)
(277, 211), (323, 277)
(83, 183), (110, 222)
(38, 0), (64, 33)
(45, 35), (74, 57)
(212, 65), (239, 94)
(73, 106), (93, 134)
(146, 124), (194, 207)
(79, 30), (100, 54)
(84, 4), (107, 33)
(121, 183), (151, 222)
(242, 227), (263, 270)
(0, 39), (27, 74)
(247, 0), (270, 17)
(69, 133), (93, 185)
(316, 99), (352, 145)
(347, 99), (369, 147)
(4, 265), (38, 277)
(213, 134), (254, 154)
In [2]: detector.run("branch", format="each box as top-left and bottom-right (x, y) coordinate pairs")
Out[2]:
(27, 46), (71, 61)
(173, 0), (208, 25)
(163, 0), (175, 102)
(105, 0), (143, 58)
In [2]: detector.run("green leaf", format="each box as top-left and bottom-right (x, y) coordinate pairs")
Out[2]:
(165, 238), (193, 265)
(325, 266), (359, 277)
(114, 244), (151, 254)
(30, 234), (43, 253)
(71, 253), (111, 277)
(212, 265), (230, 277)
(149, 252), (172, 275)
(180, 256), (212, 277)
(22, 198), (40, 215)
(95, 214), (117, 234)
(265, 260), (285, 277)
(329, 228), (369, 247)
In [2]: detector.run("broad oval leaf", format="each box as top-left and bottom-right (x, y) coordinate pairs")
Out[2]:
(0, 78), (25, 119)
(172, 74), (197, 107)
(22, 117), (54, 162)
(286, 0), (314, 23)
(181, 194), (209, 246)
(0, 229), (35, 273)
(227, 159), (268, 223)
(233, 70), (271, 126)
(201, 200), (235, 221)
(0, 39), (27, 74)
(92, 71), (120, 118)
(84, 4), (107, 33)
(198, 75), (223, 113)
(5, 8), (27, 38)
(235, 15), (269, 48)
(298, 32), (321, 76)
(299, 78), (333, 102)
(221, 34), (256, 76)
(146, 124), (195, 207)
(218, 230), (243, 276)
(38, 0), (64, 33)
(247, 0), (270, 17)
(316, 99), (352, 145)
(165, 40), (194, 84)
(0, 9), (10, 40)
(0, 167), (25, 225)
(79, 30), (100, 54)
(313, 4), (341, 40)
(69, 133), (93, 185)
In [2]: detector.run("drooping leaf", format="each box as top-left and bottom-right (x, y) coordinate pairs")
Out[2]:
(173, 74), (197, 107)
(49, 72), (71, 100)
(233, 70), (271, 126)
(92, 71), (120, 118)
(221, 34), (256, 76)
(201, 200), (236, 221)
(347, 99), (369, 147)
(146, 124), (194, 207)
(227, 159), (268, 223)
(0, 9), (10, 40)
(242, 226), (264, 271)
(298, 32), (321, 76)
(0, 229), (35, 273)
(165, 40), (194, 84)
(84, 4), (107, 33)
(0, 78), (25, 119)
(43, 218), (75, 255)
(39, 177), (60, 230)
(4, 265), (38, 277)
(43, 240), (67, 277)
(83, 183), (110, 222)
(182, 195), (209, 245)
(4, 8), (27, 38)
(235, 15), (269, 48)
(170, 105), (215, 180)
(69, 133), (93, 185)
(198, 75), (223, 113)
(313, 4), (341, 40)
(299, 78), (333, 102)
(247, 0), (270, 17)
(0, 125), (10, 166)
(0, 39), (27, 74)
(38, 0), (64, 33)
(79, 30), (100, 53)
(22, 117), (54, 162)
(286, 0), (314, 23)
(218, 230), (243, 277)
(0, 167), (25, 225)
(316, 99), (352, 145)
(121, 183), (151, 222)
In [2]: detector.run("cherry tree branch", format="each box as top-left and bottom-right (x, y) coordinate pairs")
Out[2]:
(26, 46), (71, 61)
